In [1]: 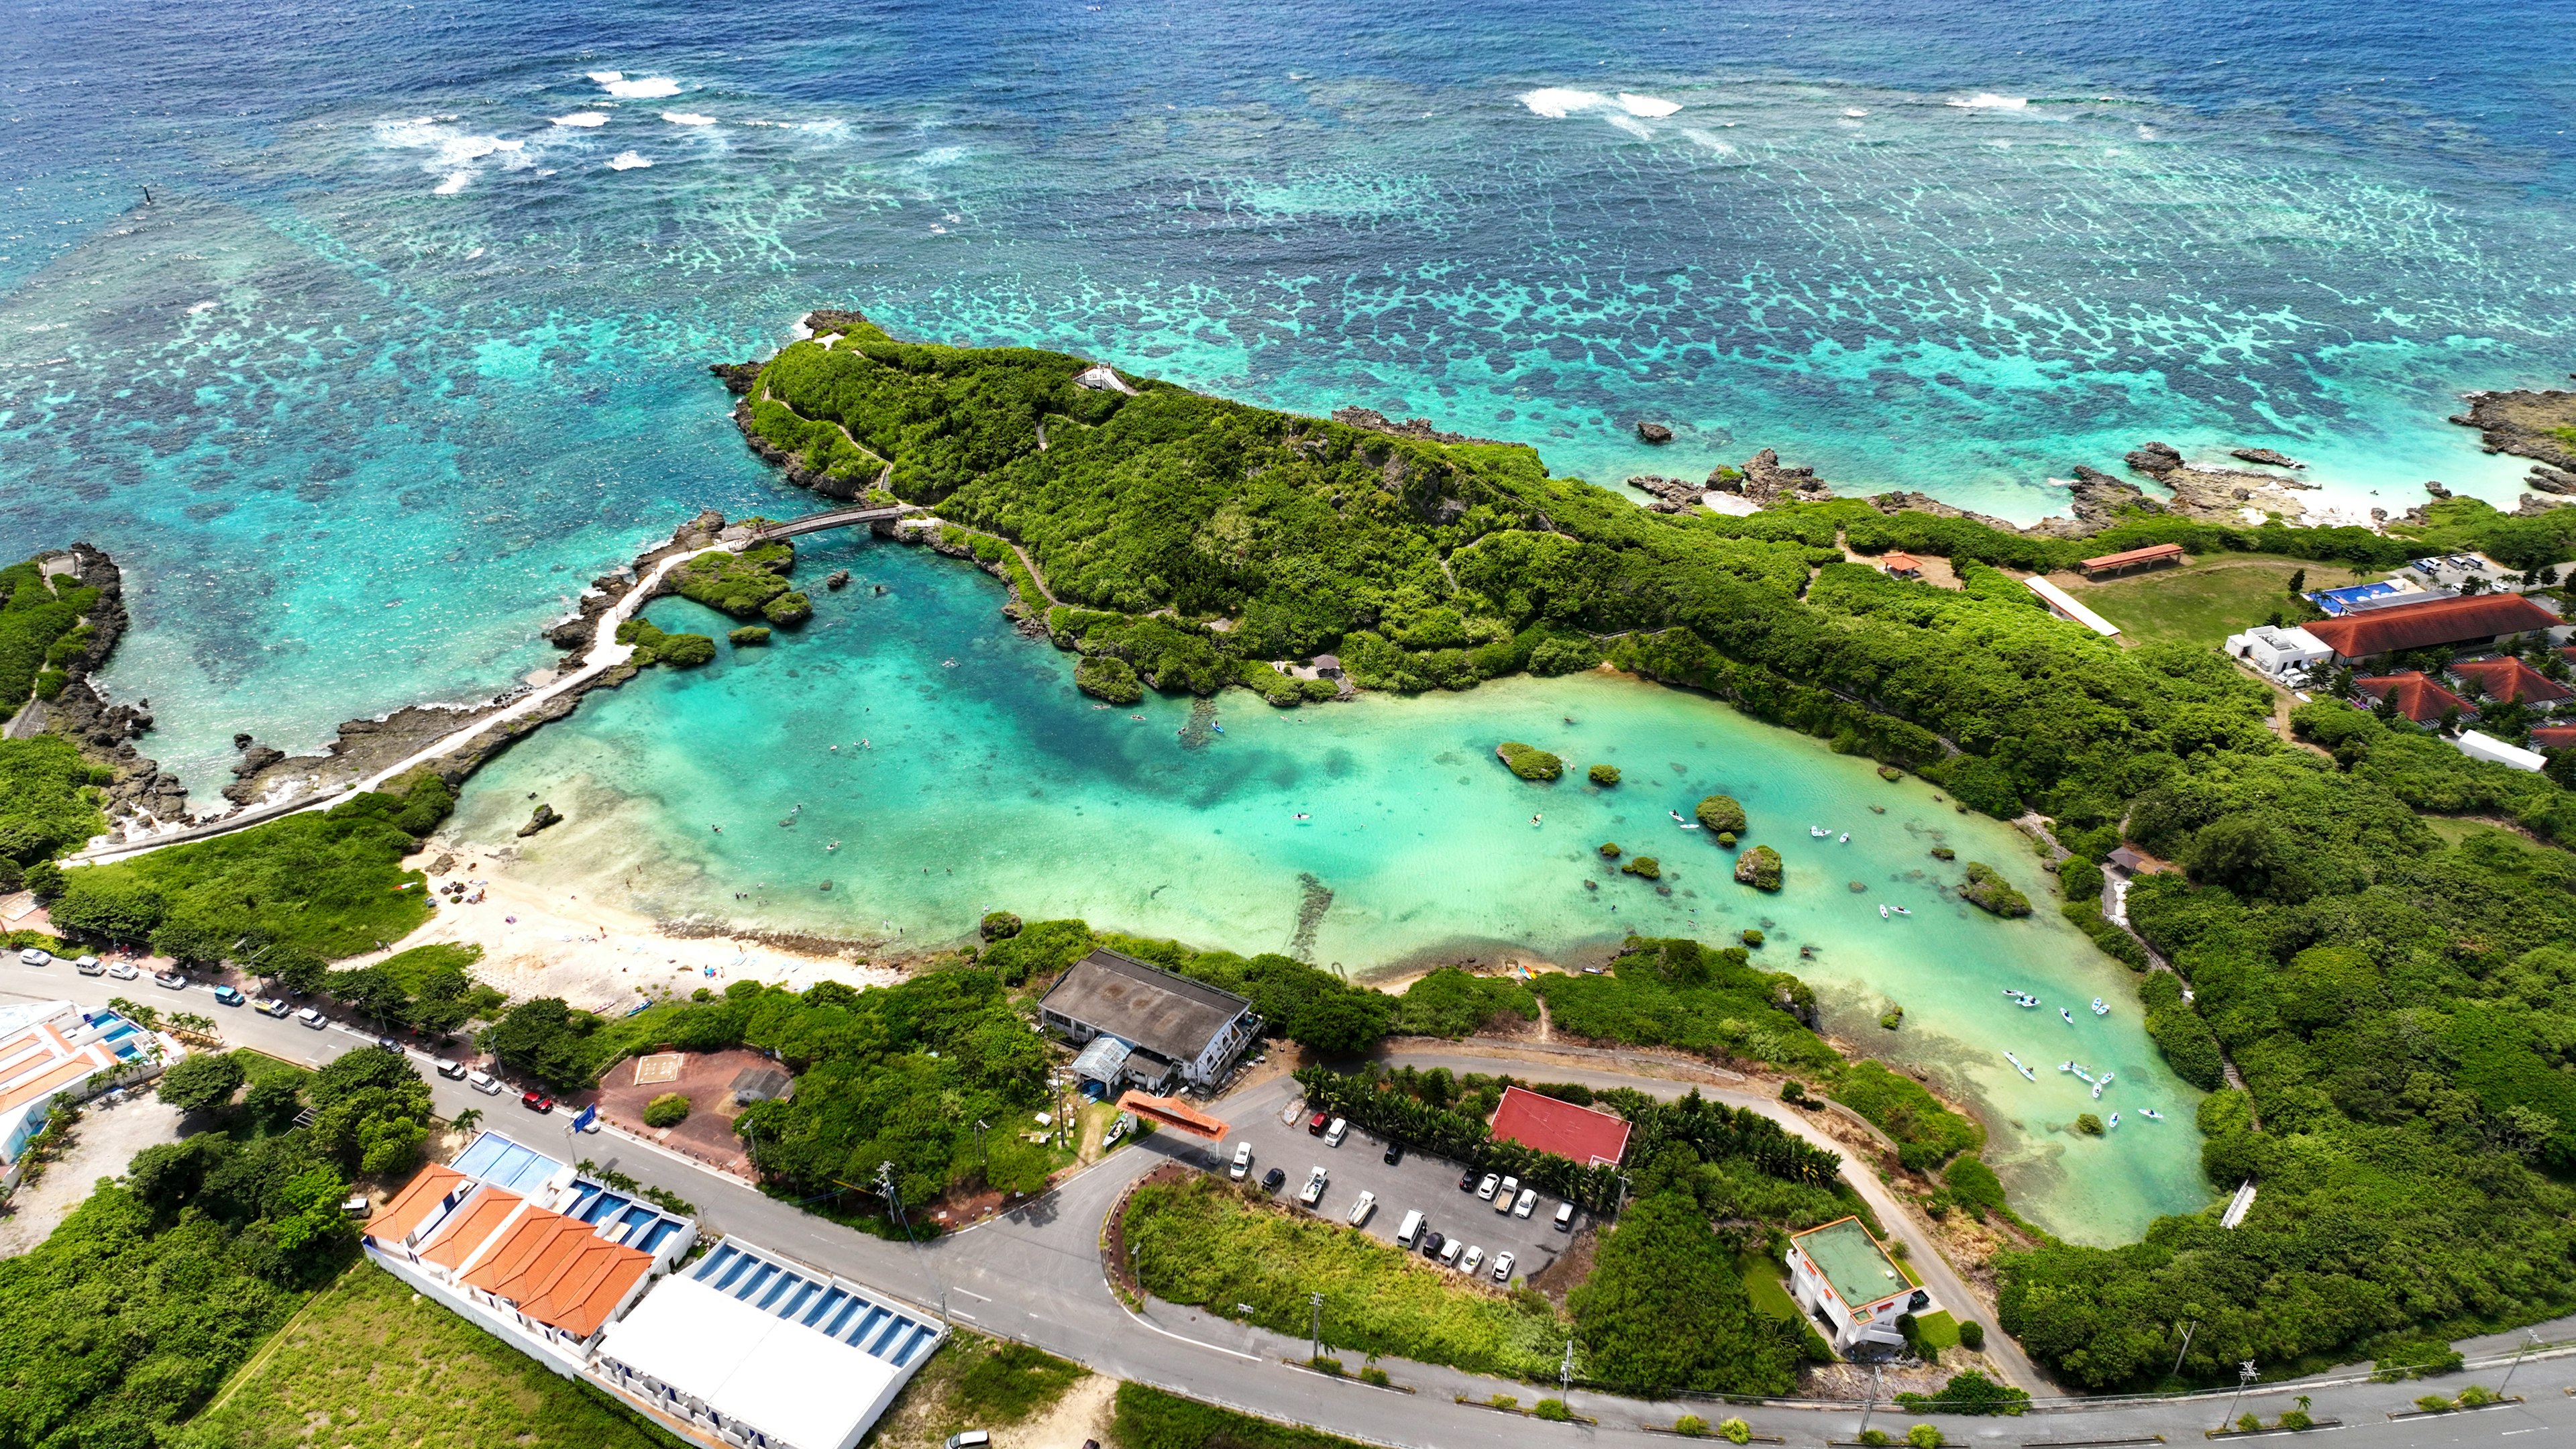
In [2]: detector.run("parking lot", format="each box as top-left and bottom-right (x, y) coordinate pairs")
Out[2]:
(1216, 1076), (1586, 1288)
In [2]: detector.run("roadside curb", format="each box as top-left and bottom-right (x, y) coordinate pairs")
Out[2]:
(1277, 1359), (1416, 1394)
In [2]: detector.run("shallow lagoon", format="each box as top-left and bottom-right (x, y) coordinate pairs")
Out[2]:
(452, 532), (2207, 1242)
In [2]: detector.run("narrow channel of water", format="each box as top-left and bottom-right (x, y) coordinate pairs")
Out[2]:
(449, 532), (2208, 1242)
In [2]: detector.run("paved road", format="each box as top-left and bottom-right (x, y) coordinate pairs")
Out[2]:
(16, 961), (2576, 1448)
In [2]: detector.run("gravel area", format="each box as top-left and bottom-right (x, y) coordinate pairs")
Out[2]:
(0, 1090), (183, 1256)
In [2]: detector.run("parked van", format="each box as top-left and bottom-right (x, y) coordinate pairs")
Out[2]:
(1554, 1201), (1576, 1232)
(1322, 1116), (1347, 1147)
(945, 1434), (991, 1449)
(1438, 1238), (1464, 1268)
(468, 1069), (502, 1095)
(435, 1059), (468, 1080)
(1395, 1210), (1426, 1246)
(74, 956), (105, 977)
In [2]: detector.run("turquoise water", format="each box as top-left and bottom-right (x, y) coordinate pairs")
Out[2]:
(1, 0), (2571, 788)
(450, 534), (2206, 1242)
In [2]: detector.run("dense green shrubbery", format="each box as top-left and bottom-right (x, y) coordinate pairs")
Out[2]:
(49, 772), (446, 962)
(1, 1055), (363, 1448)
(0, 555), (100, 706)
(0, 734), (109, 876)
(1588, 763), (1620, 786)
(674, 543), (796, 618)
(325, 943), (503, 1037)
(1830, 1061), (1984, 1171)
(1570, 1189), (1808, 1396)
(1532, 936), (1835, 1072)
(643, 1093), (691, 1128)
(729, 625), (772, 647)
(1074, 654), (1143, 704)
(1495, 741), (1562, 780)
(1694, 794), (1746, 835)
(1110, 1380), (1373, 1449)
(617, 616), (716, 667)
(1388, 967), (1535, 1038)
(1734, 844), (1782, 891)
(1960, 862), (2032, 917)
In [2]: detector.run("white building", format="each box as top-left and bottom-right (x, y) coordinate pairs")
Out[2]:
(1, 1000), (173, 1195)
(2221, 623), (2334, 684)
(1785, 1216), (1932, 1355)
(363, 1132), (697, 1375)
(2456, 730), (2548, 773)
(593, 1238), (947, 1449)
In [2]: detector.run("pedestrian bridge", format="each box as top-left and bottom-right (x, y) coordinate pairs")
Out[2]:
(753, 504), (911, 541)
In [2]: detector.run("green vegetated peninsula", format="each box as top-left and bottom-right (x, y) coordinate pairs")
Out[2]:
(726, 316), (2576, 1387)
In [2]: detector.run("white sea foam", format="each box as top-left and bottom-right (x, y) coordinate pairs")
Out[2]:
(1616, 92), (1681, 117)
(1519, 87), (1610, 119)
(186, 301), (217, 315)
(374, 118), (529, 191)
(553, 111), (609, 127)
(607, 151), (653, 170)
(586, 70), (624, 83)
(1606, 114), (1653, 139)
(1948, 93), (2030, 110)
(602, 75), (682, 99)
(662, 111), (716, 125)
(1843, 107), (1870, 117)
(433, 172), (472, 195)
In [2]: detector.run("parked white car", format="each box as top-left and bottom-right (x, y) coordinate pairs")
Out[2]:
(1346, 1191), (1376, 1228)
(1298, 1166), (1328, 1207)
(1554, 1201), (1576, 1231)
(296, 1006), (326, 1029)
(1475, 1173), (1500, 1200)
(1322, 1116), (1347, 1147)
(1459, 1245), (1485, 1275)
(1438, 1238), (1463, 1268)
(1491, 1251), (1516, 1282)
(17, 947), (49, 965)
(1230, 1141), (1254, 1179)
(468, 1070), (502, 1095)
(105, 961), (138, 980)
(1395, 1210), (1425, 1246)
(1513, 1188), (1538, 1218)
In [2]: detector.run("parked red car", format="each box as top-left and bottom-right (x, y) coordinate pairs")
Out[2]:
(1306, 1110), (1328, 1136)
(521, 1090), (555, 1114)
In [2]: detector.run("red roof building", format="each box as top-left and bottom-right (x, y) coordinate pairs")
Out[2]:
(2304, 593), (2561, 662)
(2078, 541), (2185, 578)
(2354, 672), (2479, 726)
(1880, 552), (1923, 580)
(2448, 657), (2574, 708)
(1490, 1085), (1631, 1167)
(2531, 724), (2576, 749)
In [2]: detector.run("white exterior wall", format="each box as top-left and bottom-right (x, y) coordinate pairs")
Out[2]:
(2457, 730), (2548, 772)
(1784, 1244), (1915, 1354)
(363, 1241), (594, 1379)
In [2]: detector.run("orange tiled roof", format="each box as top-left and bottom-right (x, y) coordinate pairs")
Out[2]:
(419, 1187), (525, 1270)
(364, 1164), (472, 1246)
(2532, 724), (2576, 749)
(2449, 657), (2574, 706)
(2355, 672), (2477, 725)
(1881, 552), (1921, 573)
(2306, 593), (2559, 659)
(464, 1208), (653, 1338)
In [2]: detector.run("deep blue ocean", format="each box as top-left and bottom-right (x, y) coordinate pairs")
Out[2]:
(3, 0), (2573, 784)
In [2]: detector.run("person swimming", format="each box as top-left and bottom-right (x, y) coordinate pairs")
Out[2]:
(1294, 812), (1310, 820)
(1530, 813), (1544, 824)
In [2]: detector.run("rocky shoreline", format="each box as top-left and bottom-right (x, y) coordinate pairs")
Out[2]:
(21, 544), (188, 826)
(2450, 386), (2576, 508)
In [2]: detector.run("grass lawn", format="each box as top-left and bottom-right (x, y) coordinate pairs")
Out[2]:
(1911, 1307), (1961, 1351)
(186, 1260), (686, 1449)
(1737, 1249), (1802, 1325)
(2059, 555), (2347, 651)
(1110, 1383), (1371, 1449)
(1122, 1175), (1567, 1380)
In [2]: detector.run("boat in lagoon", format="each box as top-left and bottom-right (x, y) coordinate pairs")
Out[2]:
(2141, 1108), (2165, 1121)
(1839, 832), (1850, 843)
(1880, 904), (1889, 919)
(1892, 906), (1911, 915)
(2061, 1008), (2076, 1024)
(2108, 1112), (2121, 1130)
(2091, 997), (2109, 1016)
(2005, 1051), (2035, 1081)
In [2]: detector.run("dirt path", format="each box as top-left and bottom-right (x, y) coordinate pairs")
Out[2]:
(0, 1092), (182, 1256)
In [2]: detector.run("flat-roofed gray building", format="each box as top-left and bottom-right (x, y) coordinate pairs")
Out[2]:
(1038, 949), (1257, 1093)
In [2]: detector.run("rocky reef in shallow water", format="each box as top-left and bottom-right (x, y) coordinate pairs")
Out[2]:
(2451, 388), (2576, 509)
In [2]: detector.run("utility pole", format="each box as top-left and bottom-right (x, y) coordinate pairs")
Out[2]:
(2171, 1320), (2198, 1381)
(975, 1120), (989, 1178)
(1309, 1291), (1325, 1362)
(1560, 1336), (1574, 1397)
(2218, 1360), (2256, 1434)
(877, 1160), (947, 1318)
(1856, 1362), (1882, 1442)
(2499, 1330), (2537, 1399)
